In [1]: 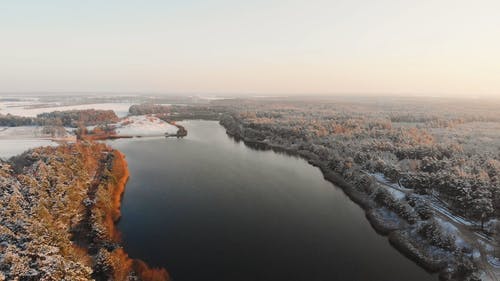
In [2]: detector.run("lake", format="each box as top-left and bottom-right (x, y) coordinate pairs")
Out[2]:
(109, 120), (435, 281)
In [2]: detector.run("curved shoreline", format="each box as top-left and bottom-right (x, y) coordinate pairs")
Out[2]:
(110, 150), (129, 223)
(218, 119), (476, 281)
(94, 118), (483, 280)
(110, 120), (440, 281)
(97, 147), (170, 280)
(0, 142), (171, 280)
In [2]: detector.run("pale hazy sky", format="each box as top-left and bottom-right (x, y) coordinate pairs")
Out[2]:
(1, 0), (499, 97)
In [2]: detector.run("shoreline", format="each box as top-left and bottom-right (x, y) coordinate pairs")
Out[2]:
(111, 150), (129, 222)
(92, 144), (170, 280)
(0, 141), (170, 280)
(1, 118), (485, 280)
(218, 118), (481, 281)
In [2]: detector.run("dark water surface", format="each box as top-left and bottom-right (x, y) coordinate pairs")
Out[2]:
(109, 120), (435, 281)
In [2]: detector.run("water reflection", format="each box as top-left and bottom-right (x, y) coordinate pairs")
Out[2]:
(109, 120), (435, 281)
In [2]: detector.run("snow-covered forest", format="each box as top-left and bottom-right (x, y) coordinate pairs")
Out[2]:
(206, 97), (499, 281)
(0, 143), (168, 280)
(0, 95), (498, 280)
(123, 97), (499, 279)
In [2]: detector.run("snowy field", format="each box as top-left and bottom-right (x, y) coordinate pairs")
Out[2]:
(0, 139), (56, 160)
(0, 126), (73, 139)
(114, 115), (178, 136)
(0, 101), (133, 118)
(0, 126), (46, 139)
(0, 126), (73, 159)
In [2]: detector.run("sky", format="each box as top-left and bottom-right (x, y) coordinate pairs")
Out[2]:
(0, 0), (499, 97)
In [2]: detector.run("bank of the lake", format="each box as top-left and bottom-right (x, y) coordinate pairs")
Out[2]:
(0, 142), (168, 280)
(109, 120), (436, 281)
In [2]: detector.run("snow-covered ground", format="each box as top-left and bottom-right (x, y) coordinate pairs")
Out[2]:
(114, 115), (178, 136)
(435, 217), (468, 248)
(0, 101), (132, 117)
(369, 172), (407, 199)
(369, 171), (500, 279)
(0, 126), (45, 139)
(0, 126), (73, 139)
(0, 139), (56, 160)
(0, 126), (75, 159)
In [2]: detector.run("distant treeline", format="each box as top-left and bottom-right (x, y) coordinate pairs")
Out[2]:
(129, 104), (170, 115)
(129, 103), (223, 120)
(0, 109), (119, 127)
(0, 114), (33, 126)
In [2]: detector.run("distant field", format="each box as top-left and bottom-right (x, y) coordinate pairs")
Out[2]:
(0, 100), (133, 117)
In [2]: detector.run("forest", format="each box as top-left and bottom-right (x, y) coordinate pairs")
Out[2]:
(181, 96), (499, 281)
(212, 98), (499, 227)
(0, 96), (498, 280)
(0, 109), (119, 127)
(0, 143), (168, 280)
